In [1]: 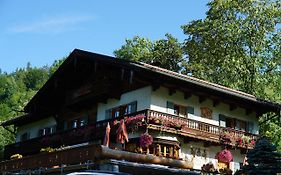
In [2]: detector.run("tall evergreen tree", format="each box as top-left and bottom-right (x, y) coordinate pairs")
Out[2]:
(241, 137), (281, 175)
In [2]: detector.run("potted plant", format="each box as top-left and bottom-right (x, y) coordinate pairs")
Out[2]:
(10, 154), (23, 160)
(140, 133), (153, 147)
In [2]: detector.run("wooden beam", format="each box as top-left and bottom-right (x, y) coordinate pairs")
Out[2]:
(98, 145), (193, 169)
(100, 98), (107, 104)
(152, 84), (160, 91)
(213, 99), (220, 107)
(199, 96), (206, 103)
(184, 92), (192, 99)
(110, 93), (121, 100)
(129, 70), (134, 84)
(169, 88), (176, 96)
(229, 104), (237, 111)
(121, 68), (125, 80)
(245, 108), (252, 115)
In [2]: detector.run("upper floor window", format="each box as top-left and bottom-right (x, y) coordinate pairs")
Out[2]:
(38, 125), (56, 137)
(63, 116), (89, 130)
(105, 101), (137, 119)
(167, 101), (194, 117)
(219, 114), (254, 133)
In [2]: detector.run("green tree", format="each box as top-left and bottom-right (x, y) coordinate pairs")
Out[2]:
(181, 0), (281, 151)
(114, 36), (153, 63)
(0, 59), (63, 159)
(114, 33), (183, 72)
(182, 0), (281, 95)
(240, 137), (281, 175)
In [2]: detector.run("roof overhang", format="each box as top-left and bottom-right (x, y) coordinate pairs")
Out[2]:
(2, 49), (280, 127)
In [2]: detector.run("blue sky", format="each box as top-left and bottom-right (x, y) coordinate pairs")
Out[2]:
(0, 0), (209, 73)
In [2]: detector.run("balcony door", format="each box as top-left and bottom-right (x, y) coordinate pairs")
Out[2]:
(219, 114), (254, 133)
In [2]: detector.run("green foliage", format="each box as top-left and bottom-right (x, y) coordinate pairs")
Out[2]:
(0, 60), (63, 158)
(114, 33), (183, 72)
(240, 137), (281, 174)
(181, 0), (281, 150)
(114, 36), (153, 63)
(182, 0), (280, 95)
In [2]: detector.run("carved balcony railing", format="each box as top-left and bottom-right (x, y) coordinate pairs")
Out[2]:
(4, 109), (258, 159)
(146, 110), (258, 149)
(0, 144), (193, 173)
(3, 111), (144, 159)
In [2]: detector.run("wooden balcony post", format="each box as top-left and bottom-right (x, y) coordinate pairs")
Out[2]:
(163, 146), (167, 157)
(146, 109), (150, 124)
(169, 146), (173, 158)
(156, 144), (161, 156)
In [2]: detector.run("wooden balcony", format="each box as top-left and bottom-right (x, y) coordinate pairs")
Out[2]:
(3, 111), (142, 159)
(4, 109), (258, 159)
(0, 144), (193, 173)
(146, 110), (258, 149)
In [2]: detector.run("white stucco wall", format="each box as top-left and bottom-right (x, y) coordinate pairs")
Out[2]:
(180, 140), (244, 173)
(150, 86), (259, 134)
(16, 117), (56, 142)
(97, 86), (152, 121)
(150, 131), (245, 174)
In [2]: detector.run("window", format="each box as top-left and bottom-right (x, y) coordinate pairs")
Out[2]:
(167, 101), (194, 117)
(105, 101), (137, 119)
(20, 132), (30, 142)
(219, 114), (254, 133)
(63, 116), (89, 130)
(80, 117), (88, 127)
(38, 126), (56, 137)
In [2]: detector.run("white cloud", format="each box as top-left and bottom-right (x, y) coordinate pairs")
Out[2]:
(8, 15), (95, 34)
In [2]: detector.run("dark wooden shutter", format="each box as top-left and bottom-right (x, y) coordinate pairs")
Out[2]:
(167, 101), (174, 113)
(219, 114), (226, 127)
(131, 101), (137, 113)
(247, 122), (254, 133)
(63, 121), (68, 130)
(187, 106), (194, 114)
(38, 129), (44, 137)
(105, 109), (112, 119)
(167, 101), (174, 109)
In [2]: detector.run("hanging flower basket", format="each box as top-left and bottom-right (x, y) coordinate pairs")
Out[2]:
(140, 133), (153, 147)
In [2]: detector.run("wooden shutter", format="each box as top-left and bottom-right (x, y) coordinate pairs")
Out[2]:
(167, 101), (174, 113)
(219, 114), (226, 127)
(50, 125), (56, 134)
(63, 121), (68, 130)
(38, 129), (44, 137)
(187, 106), (194, 115)
(247, 122), (254, 133)
(105, 109), (112, 119)
(130, 101), (137, 113)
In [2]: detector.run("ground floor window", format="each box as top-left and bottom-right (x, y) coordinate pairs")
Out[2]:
(126, 137), (180, 159)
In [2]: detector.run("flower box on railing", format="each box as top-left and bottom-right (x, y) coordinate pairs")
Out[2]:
(148, 113), (187, 129)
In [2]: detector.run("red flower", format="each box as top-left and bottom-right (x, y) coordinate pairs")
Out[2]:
(140, 133), (153, 147)
(250, 139), (255, 146)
